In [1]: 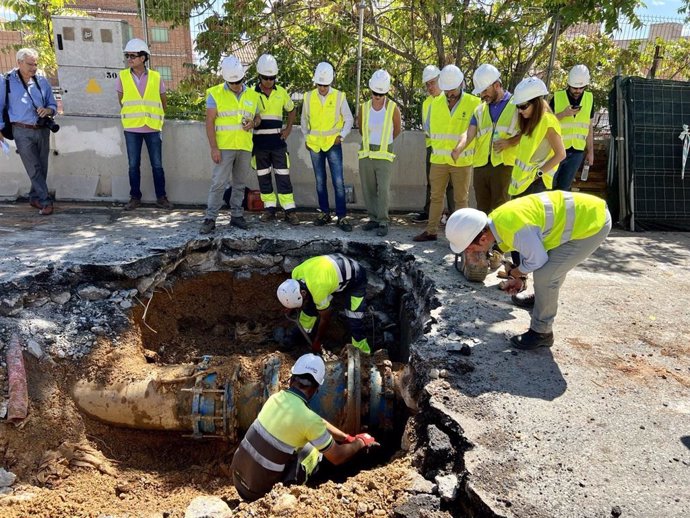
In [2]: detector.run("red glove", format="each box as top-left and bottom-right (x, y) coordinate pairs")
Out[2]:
(355, 433), (376, 447)
(344, 434), (357, 443)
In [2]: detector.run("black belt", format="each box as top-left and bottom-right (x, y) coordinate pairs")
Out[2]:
(13, 122), (41, 130)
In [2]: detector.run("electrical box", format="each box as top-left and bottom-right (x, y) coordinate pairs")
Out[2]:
(53, 16), (130, 116)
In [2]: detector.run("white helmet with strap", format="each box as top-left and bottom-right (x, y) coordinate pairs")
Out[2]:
(446, 208), (489, 254)
(472, 64), (501, 95)
(438, 64), (464, 91)
(277, 279), (303, 309)
(369, 69), (391, 94)
(567, 64), (590, 88)
(257, 54), (278, 76)
(221, 55), (245, 83)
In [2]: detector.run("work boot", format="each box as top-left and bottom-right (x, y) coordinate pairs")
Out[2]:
(231, 216), (249, 230)
(413, 231), (437, 242)
(511, 292), (535, 309)
(313, 212), (332, 226)
(376, 224), (389, 237)
(260, 210), (277, 222)
(29, 199), (42, 210)
(39, 205), (54, 216)
(156, 197), (174, 209)
(337, 217), (353, 232)
(362, 220), (379, 231)
(124, 198), (140, 211)
(285, 211), (300, 226)
(510, 329), (554, 350)
(199, 218), (216, 234)
(412, 212), (429, 223)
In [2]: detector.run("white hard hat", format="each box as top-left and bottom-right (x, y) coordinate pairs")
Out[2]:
(257, 54), (278, 76)
(369, 69), (391, 94)
(291, 353), (326, 386)
(446, 208), (489, 254)
(512, 77), (549, 105)
(124, 38), (149, 55)
(567, 64), (590, 88)
(438, 65), (464, 91)
(221, 55), (245, 83)
(313, 62), (334, 85)
(277, 279), (303, 309)
(422, 65), (441, 84)
(472, 64), (501, 95)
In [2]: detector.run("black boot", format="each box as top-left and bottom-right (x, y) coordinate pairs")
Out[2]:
(510, 329), (554, 350)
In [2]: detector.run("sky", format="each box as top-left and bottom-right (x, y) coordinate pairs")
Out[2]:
(636, 0), (686, 19)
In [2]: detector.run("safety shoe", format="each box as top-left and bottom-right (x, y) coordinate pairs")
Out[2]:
(285, 211), (300, 226)
(156, 196), (174, 209)
(376, 225), (389, 237)
(231, 216), (249, 230)
(39, 205), (54, 216)
(29, 199), (42, 210)
(362, 220), (379, 231)
(511, 292), (535, 309)
(199, 218), (216, 234)
(124, 198), (140, 211)
(260, 210), (277, 222)
(412, 212), (429, 223)
(510, 329), (554, 350)
(413, 231), (437, 242)
(337, 217), (353, 232)
(313, 212), (332, 226)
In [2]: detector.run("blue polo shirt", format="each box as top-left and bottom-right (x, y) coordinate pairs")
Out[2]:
(0, 69), (57, 129)
(470, 90), (512, 127)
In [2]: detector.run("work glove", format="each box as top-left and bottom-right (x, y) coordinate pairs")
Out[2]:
(355, 433), (377, 448)
(344, 434), (357, 443)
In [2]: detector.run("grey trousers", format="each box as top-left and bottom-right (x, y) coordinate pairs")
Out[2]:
(531, 211), (612, 333)
(359, 154), (393, 224)
(14, 126), (51, 207)
(205, 149), (251, 220)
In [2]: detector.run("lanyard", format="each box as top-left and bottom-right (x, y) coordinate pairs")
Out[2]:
(16, 70), (46, 111)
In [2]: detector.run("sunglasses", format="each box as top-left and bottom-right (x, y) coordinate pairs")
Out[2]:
(260, 75), (276, 81)
(370, 90), (385, 97)
(124, 53), (141, 59)
(316, 84), (330, 88)
(516, 102), (532, 111)
(227, 79), (243, 85)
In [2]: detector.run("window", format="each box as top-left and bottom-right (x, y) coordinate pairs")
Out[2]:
(157, 66), (172, 81)
(151, 27), (169, 43)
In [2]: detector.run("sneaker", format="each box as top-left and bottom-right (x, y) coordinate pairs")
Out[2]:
(412, 212), (429, 223)
(337, 217), (353, 232)
(39, 205), (54, 216)
(260, 210), (277, 222)
(413, 231), (437, 242)
(199, 218), (216, 234)
(231, 216), (249, 230)
(156, 197), (174, 209)
(285, 211), (300, 226)
(362, 220), (379, 231)
(510, 329), (554, 350)
(376, 225), (389, 237)
(313, 212), (332, 226)
(124, 198), (140, 211)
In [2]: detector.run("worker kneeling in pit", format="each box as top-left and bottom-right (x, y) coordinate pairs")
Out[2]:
(277, 254), (371, 354)
(231, 354), (377, 501)
(446, 191), (611, 350)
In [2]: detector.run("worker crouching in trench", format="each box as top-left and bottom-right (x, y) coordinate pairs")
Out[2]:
(231, 354), (377, 501)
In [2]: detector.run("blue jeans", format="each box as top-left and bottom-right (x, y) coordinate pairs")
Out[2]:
(553, 148), (584, 191)
(309, 144), (346, 218)
(124, 131), (167, 199)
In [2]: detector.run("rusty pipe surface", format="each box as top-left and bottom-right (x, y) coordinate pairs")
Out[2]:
(7, 333), (28, 422)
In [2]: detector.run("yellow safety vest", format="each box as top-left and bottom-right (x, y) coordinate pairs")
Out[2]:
(358, 99), (397, 162)
(554, 90), (592, 151)
(254, 84), (294, 135)
(473, 99), (519, 167)
(421, 94), (437, 148)
(304, 88), (345, 152)
(206, 83), (261, 151)
(509, 111), (561, 196)
(490, 191), (608, 253)
(120, 68), (164, 131)
(429, 92), (480, 166)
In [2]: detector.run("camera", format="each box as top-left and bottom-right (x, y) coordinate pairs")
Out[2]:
(37, 116), (60, 133)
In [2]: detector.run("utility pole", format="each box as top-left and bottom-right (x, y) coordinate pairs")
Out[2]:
(140, 0), (150, 65)
(544, 13), (561, 89)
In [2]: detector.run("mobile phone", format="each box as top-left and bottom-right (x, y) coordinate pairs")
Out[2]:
(572, 105), (582, 111)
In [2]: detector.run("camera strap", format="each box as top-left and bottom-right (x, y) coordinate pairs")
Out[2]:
(16, 70), (46, 111)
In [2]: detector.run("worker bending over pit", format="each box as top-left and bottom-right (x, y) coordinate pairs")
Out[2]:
(277, 254), (371, 354)
(231, 354), (376, 501)
(446, 191), (611, 350)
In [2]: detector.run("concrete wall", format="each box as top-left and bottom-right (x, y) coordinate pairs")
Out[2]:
(0, 116), (432, 212)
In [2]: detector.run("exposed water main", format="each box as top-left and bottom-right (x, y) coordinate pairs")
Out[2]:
(72, 348), (408, 442)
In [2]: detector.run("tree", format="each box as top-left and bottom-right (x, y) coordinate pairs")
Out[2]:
(0, 0), (83, 73)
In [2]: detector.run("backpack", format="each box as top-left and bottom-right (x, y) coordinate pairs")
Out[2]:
(1, 74), (13, 140)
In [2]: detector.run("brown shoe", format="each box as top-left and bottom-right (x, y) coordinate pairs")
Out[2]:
(29, 199), (42, 210)
(285, 211), (300, 226)
(124, 198), (140, 211)
(260, 210), (277, 222)
(413, 231), (437, 242)
(156, 196), (174, 209)
(39, 205), (54, 216)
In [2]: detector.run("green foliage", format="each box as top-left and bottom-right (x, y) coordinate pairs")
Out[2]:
(163, 63), (221, 120)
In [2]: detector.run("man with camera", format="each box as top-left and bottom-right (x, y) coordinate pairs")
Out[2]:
(0, 48), (58, 215)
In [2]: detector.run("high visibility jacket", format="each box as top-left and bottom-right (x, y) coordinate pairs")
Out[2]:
(429, 93), (480, 166)
(303, 88), (346, 152)
(358, 99), (397, 162)
(473, 99), (519, 167)
(120, 68), (164, 131)
(421, 94), (437, 148)
(230, 388), (333, 500)
(554, 90), (592, 151)
(254, 84), (294, 150)
(207, 83), (261, 151)
(509, 111), (561, 196)
(490, 191), (608, 253)
(291, 254), (361, 312)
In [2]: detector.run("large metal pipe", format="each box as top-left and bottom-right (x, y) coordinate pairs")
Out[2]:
(73, 348), (403, 441)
